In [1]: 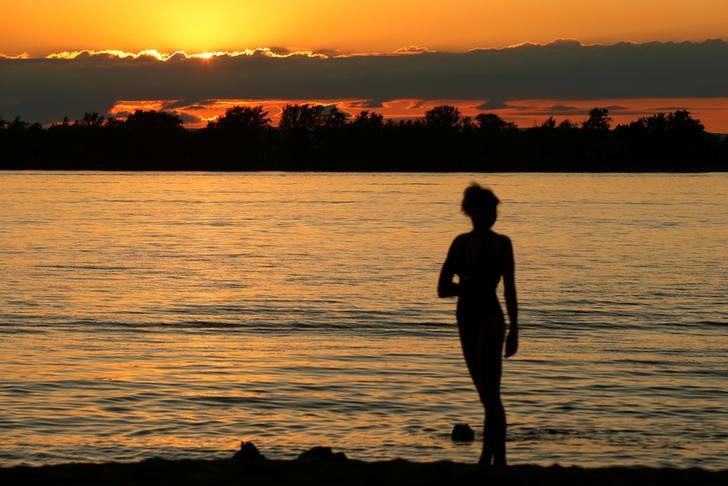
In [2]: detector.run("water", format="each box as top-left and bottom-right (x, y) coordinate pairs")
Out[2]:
(0, 172), (726, 469)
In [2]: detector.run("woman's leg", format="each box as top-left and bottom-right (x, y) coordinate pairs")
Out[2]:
(477, 316), (506, 465)
(458, 323), (483, 397)
(458, 313), (506, 465)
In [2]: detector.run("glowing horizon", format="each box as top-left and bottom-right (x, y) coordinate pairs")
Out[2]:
(0, 37), (718, 62)
(3, 1), (728, 57)
(106, 97), (728, 133)
(3, 37), (728, 62)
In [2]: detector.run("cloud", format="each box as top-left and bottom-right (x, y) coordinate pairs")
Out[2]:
(544, 104), (579, 112)
(602, 105), (629, 113)
(0, 52), (30, 59)
(159, 99), (211, 110)
(651, 105), (692, 111)
(474, 101), (631, 116)
(2, 40), (728, 123)
(45, 48), (329, 61)
(526, 104), (628, 116)
(472, 39), (583, 52)
(348, 99), (384, 109)
(393, 46), (434, 55)
(475, 100), (513, 110)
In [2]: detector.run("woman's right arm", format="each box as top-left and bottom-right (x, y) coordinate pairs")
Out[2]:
(437, 238), (460, 298)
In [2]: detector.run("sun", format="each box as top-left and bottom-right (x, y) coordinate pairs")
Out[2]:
(156, 7), (255, 52)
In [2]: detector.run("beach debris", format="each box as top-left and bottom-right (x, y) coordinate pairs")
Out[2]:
(233, 441), (266, 462)
(297, 446), (348, 462)
(451, 423), (475, 442)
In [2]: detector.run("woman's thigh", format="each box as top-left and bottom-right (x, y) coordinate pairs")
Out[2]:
(458, 312), (505, 392)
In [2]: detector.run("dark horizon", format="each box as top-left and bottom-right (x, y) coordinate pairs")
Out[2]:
(2, 105), (726, 172)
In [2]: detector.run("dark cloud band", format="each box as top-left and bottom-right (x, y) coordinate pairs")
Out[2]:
(1, 40), (727, 123)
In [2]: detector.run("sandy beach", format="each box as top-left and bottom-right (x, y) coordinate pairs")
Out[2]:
(2, 447), (727, 486)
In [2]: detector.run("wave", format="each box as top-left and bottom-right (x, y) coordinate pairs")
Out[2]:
(0, 319), (457, 337)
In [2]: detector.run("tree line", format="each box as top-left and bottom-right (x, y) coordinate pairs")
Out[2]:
(1, 105), (726, 171)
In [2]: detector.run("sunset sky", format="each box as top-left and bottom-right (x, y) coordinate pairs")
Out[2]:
(3, 0), (728, 55)
(2, 1), (728, 130)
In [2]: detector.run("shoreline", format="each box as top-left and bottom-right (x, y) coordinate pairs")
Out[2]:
(2, 456), (726, 486)
(1, 168), (728, 173)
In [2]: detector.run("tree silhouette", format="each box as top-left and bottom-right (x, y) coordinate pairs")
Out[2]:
(10, 116), (30, 131)
(460, 116), (476, 130)
(475, 113), (517, 131)
(203, 105), (272, 169)
(124, 110), (184, 132)
(617, 110), (714, 166)
(425, 105), (461, 128)
(207, 105), (271, 131)
(280, 104), (325, 130)
(1, 107), (725, 171)
(667, 110), (705, 136)
(321, 106), (348, 128)
(351, 110), (384, 129)
(539, 117), (557, 129)
(105, 117), (123, 129)
(77, 112), (105, 128)
(582, 108), (612, 131)
(558, 119), (579, 130)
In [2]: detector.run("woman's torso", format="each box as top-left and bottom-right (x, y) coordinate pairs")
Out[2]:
(453, 230), (507, 322)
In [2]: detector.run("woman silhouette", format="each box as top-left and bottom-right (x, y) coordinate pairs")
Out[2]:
(438, 183), (518, 465)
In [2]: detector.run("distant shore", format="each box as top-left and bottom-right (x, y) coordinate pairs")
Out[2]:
(3, 106), (727, 172)
(2, 456), (726, 486)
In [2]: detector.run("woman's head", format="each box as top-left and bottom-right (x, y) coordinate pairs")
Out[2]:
(461, 182), (500, 229)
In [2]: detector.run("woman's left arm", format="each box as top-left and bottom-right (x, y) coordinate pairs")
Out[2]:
(503, 236), (519, 358)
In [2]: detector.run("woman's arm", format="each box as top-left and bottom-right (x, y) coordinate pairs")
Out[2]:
(502, 236), (519, 358)
(437, 238), (460, 298)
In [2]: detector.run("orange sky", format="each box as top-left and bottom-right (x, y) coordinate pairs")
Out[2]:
(2, 0), (728, 56)
(109, 98), (728, 132)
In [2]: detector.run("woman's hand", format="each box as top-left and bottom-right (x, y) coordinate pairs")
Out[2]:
(504, 331), (518, 358)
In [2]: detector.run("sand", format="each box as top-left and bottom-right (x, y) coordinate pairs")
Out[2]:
(2, 456), (726, 486)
